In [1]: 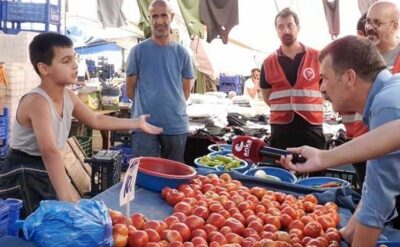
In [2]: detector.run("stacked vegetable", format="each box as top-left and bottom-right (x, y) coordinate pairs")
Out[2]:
(197, 154), (243, 171)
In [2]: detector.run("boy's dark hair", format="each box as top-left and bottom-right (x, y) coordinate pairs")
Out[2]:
(357, 13), (367, 36)
(275, 7), (299, 27)
(29, 32), (73, 75)
(319, 35), (386, 81)
(251, 68), (260, 74)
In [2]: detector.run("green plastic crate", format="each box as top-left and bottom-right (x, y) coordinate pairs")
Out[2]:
(76, 136), (92, 157)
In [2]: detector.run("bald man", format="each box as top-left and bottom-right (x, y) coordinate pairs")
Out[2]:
(125, 0), (194, 162)
(366, 0), (400, 71)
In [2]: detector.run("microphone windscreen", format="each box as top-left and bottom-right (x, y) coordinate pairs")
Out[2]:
(232, 136), (265, 163)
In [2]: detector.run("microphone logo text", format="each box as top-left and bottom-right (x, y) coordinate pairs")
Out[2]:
(234, 139), (252, 158)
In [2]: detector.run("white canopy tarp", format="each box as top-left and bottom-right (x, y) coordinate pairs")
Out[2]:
(66, 0), (399, 75)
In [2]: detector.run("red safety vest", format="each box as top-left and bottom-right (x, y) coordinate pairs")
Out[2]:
(340, 112), (368, 138)
(264, 47), (324, 125)
(341, 52), (400, 139)
(392, 54), (400, 73)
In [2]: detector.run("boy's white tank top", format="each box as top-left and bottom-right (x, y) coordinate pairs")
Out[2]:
(10, 87), (74, 156)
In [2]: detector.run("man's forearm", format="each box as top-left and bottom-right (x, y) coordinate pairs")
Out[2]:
(325, 120), (400, 165)
(320, 135), (377, 168)
(352, 222), (381, 247)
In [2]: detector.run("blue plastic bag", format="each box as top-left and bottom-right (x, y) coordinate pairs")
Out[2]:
(23, 199), (113, 247)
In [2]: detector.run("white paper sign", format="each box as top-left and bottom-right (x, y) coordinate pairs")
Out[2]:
(119, 158), (140, 206)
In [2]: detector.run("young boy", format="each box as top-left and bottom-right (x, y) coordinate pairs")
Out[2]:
(0, 33), (162, 217)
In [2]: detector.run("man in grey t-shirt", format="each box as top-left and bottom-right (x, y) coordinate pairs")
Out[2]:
(365, 1), (400, 71)
(126, 0), (194, 162)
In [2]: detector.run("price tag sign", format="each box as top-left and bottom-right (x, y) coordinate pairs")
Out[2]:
(119, 158), (140, 206)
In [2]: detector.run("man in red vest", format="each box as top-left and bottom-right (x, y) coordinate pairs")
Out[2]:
(260, 8), (325, 151)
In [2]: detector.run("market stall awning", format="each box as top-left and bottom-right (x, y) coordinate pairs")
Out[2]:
(75, 39), (122, 55)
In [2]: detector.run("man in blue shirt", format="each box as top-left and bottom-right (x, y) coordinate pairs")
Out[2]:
(126, 0), (194, 162)
(280, 35), (400, 246)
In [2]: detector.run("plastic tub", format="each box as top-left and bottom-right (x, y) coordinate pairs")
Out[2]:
(295, 176), (351, 189)
(207, 150), (232, 157)
(243, 167), (297, 183)
(193, 157), (218, 171)
(376, 241), (400, 247)
(202, 152), (249, 173)
(136, 157), (197, 192)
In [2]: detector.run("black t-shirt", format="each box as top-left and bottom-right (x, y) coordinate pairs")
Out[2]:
(260, 48), (319, 128)
(260, 49), (306, 88)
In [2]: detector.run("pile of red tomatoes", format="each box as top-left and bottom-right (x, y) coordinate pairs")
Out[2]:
(110, 173), (342, 247)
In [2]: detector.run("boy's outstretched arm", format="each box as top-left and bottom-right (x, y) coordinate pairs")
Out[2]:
(69, 90), (162, 134)
(29, 97), (79, 202)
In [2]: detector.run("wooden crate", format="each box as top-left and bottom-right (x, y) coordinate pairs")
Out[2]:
(62, 137), (92, 197)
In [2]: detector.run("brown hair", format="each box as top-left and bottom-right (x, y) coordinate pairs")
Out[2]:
(29, 32), (73, 75)
(319, 35), (386, 81)
(275, 8), (299, 27)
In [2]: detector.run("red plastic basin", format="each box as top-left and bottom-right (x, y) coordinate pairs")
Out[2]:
(136, 157), (197, 192)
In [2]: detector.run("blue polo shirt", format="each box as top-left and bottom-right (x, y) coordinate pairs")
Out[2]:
(126, 39), (194, 134)
(355, 69), (400, 228)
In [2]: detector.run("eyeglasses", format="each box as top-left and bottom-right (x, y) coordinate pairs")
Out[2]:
(365, 18), (394, 29)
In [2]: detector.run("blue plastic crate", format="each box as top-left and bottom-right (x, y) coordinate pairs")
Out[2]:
(219, 82), (242, 95)
(0, 203), (9, 238)
(110, 144), (133, 170)
(0, 138), (7, 157)
(0, 126), (7, 139)
(4, 199), (22, 236)
(219, 75), (241, 85)
(110, 130), (131, 146)
(0, 107), (8, 118)
(0, 0), (61, 34)
(0, 108), (8, 140)
(0, 198), (22, 237)
(0, 146), (7, 157)
(0, 117), (7, 127)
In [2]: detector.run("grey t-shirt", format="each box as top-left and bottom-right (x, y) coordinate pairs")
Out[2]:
(381, 43), (400, 69)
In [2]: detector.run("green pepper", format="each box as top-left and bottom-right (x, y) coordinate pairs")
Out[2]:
(228, 160), (240, 168)
(214, 155), (233, 163)
(198, 156), (211, 165)
(206, 160), (224, 167)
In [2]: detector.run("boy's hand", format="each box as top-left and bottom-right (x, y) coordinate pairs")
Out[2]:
(279, 146), (325, 173)
(137, 114), (163, 134)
